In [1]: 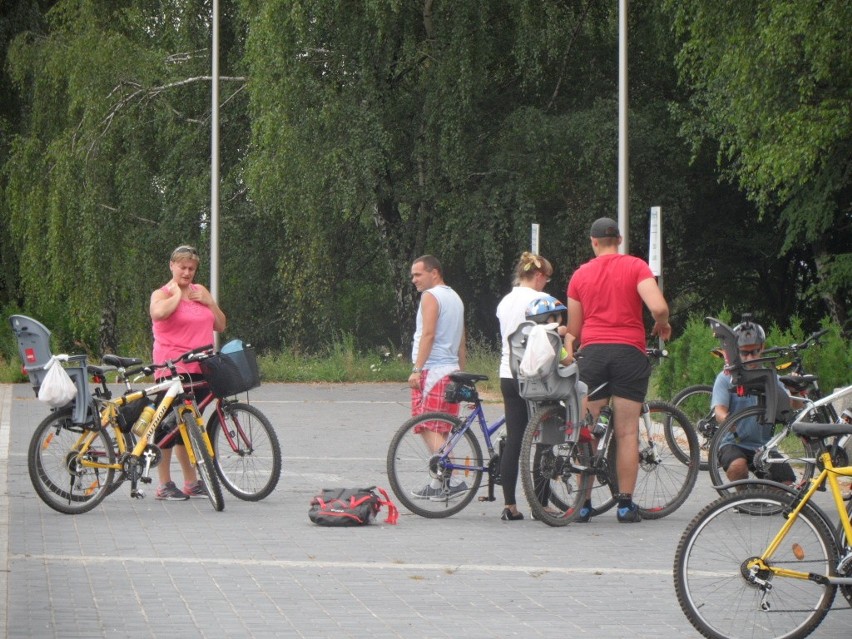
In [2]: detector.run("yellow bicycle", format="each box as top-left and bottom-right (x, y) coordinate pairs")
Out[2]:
(28, 346), (225, 514)
(673, 383), (852, 639)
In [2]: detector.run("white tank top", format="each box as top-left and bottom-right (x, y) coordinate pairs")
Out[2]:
(412, 285), (464, 369)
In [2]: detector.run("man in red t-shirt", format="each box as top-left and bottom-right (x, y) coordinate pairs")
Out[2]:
(566, 217), (671, 523)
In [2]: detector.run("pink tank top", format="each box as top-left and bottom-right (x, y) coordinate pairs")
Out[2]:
(152, 285), (215, 378)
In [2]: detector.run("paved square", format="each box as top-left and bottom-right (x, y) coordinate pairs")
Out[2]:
(1, 383), (849, 637)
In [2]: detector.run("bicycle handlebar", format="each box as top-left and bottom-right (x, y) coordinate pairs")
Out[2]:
(124, 344), (215, 378)
(763, 328), (829, 358)
(646, 348), (668, 360)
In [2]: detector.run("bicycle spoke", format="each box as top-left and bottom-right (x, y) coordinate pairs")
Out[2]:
(387, 412), (482, 518)
(28, 407), (116, 514)
(675, 490), (837, 639)
(210, 402), (282, 501)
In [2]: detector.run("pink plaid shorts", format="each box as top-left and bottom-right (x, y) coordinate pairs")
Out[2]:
(411, 372), (459, 433)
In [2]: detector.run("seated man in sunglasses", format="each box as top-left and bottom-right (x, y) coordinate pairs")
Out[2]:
(712, 318), (794, 485)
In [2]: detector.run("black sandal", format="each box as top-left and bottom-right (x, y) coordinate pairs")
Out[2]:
(501, 507), (524, 521)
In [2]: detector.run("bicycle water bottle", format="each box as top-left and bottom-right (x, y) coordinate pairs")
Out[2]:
(593, 406), (612, 441)
(131, 403), (157, 437)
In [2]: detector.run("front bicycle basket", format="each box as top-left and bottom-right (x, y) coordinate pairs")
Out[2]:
(199, 339), (261, 398)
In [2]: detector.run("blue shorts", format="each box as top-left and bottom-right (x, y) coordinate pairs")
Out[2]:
(576, 344), (651, 403)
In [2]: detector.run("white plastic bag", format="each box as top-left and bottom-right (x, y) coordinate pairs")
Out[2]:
(37, 356), (78, 408)
(519, 324), (558, 377)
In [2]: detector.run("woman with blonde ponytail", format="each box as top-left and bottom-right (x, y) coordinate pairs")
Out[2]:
(495, 252), (554, 521)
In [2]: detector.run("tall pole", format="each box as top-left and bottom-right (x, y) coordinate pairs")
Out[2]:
(618, 0), (629, 254)
(210, 0), (220, 348)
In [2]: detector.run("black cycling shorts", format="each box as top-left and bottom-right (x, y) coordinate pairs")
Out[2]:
(717, 444), (796, 484)
(576, 344), (651, 403)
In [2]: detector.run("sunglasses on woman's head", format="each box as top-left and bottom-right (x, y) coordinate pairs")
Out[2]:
(171, 246), (199, 259)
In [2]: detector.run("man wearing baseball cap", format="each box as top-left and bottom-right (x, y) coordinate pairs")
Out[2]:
(566, 217), (671, 523)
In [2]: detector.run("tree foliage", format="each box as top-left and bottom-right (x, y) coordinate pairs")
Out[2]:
(0, 0), (847, 359)
(664, 0), (851, 324)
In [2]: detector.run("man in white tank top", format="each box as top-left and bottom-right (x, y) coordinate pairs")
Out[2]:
(408, 255), (468, 500)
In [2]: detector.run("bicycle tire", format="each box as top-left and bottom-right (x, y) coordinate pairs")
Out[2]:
(182, 412), (225, 511)
(28, 407), (116, 515)
(670, 384), (715, 470)
(519, 406), (591, 527)
(707, 406), (818, 498)
(386, 412), (482, 518)
(674, 489), (837, 639)
(207, 402), (282, 501)
(607, 401), (699, 519)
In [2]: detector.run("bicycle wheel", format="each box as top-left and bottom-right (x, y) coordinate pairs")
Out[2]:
(28, 407), (116, 515)
(519, 406), (591, 527)
(182, 412), (225, 511)
(386, 412), (482, 518)
(840, 499), (852, 607)
(207, 402), (282, 501)
(607, 401), (699, 519)
(674, 490), (837, 639)
(671, 384), (715, 470)
(707, 406), (818, 498)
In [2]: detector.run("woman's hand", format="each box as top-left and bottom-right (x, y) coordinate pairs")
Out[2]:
(188, 285), (214, 306)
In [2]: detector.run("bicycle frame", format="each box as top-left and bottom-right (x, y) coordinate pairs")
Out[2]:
(754, 384), (851, 476)
(749, 384), (852, 587)
(437, 401), (506, 474)
(750, 452), (852, 587)
(82, 375), (210, 496)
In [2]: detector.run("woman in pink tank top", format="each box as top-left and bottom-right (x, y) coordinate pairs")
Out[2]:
(149, 245), (227, 501)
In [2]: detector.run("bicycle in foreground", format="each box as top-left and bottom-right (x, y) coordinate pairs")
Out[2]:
(386, 372), (508, 518)
(673, 383), (852, 639)
(519, 347), (700, 526)
(29, 346), (226, 513)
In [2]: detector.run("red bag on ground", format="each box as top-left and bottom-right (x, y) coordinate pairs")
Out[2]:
(308, 486), (399, 526)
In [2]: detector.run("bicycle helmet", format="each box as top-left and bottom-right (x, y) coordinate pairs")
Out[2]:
(525, 296), (567, 324)
(733, 314), (766, 349)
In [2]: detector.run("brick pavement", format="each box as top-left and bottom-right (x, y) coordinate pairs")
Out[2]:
(1, 382), (849, 638)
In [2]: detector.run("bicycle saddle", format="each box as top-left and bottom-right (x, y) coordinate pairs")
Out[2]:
(449, 372), (488, 384)
(791, 421), (852, 440)
(101, 354), (145, 368)
(779, 375), (818, 393)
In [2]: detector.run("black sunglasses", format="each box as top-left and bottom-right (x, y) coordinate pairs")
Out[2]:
(739, 349), (761, 357)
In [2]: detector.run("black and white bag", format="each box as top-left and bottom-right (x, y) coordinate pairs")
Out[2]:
(308, 486), (399, 526)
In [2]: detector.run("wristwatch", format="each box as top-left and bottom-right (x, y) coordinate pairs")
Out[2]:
(411, 367), (422, 373)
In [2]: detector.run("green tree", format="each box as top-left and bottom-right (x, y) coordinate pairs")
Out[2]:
(664, 0), (851, 324)
(3, 0), (251, 353)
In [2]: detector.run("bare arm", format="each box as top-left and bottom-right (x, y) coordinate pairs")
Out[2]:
(566, 297), (583, 345)
(637, 277), (671, 340)
(189, 284), (227, 332)
(149, 283), (181, 321)
(408, 292), (439, 388)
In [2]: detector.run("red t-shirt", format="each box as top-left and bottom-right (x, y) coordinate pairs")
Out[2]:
(567, 253), (655, 352)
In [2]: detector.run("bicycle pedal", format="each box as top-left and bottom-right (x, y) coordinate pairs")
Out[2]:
(477, 496), (495, 502)
(130, 489), (145, 499)
(140, 477), (152, 484)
